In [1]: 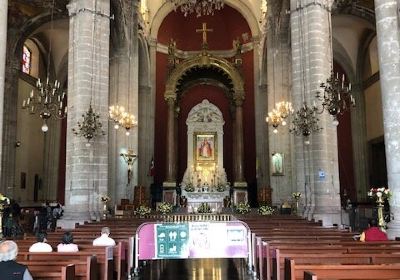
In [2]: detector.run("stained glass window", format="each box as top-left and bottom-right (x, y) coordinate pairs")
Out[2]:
(22, 45), (31, 74)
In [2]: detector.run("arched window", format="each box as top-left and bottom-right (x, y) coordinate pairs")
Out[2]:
(21, 39), (39, 78)
(22, 45), (32, 74)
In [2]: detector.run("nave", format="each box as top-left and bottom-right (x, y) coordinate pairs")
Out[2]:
(6, 212), (400, 280)
(138, 258), (254, 280)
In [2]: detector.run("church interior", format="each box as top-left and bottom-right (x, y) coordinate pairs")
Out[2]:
(0, 0), (400, 279)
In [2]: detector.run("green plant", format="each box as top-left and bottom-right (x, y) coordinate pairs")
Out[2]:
(135, 205), (151, 217)
(157, 202), (173, 214)
(197, 202), (212, 213)
(258, 205), (275, 216)
(235, 202), (250, 214)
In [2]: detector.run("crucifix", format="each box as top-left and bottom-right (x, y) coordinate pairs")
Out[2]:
(196, 22), (213, 48)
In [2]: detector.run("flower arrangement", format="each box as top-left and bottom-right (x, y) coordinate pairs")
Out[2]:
(216, 184), (226, 192)
(368, 187), (391, 201)
(258, 205), (275, 216)
(157, 202), (173, 214)
(292, 192), (302, 200)
(184, 183), (195, 192)
(197, 202), (212, 213)
(0, 193), (10, 206)
(135, 205), (152, 217)
(235, 202), (250, 214)
(100, 194), (111, 203)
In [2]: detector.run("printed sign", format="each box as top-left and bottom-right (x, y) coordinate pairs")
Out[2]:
(156, 223), (189, 258)
(138, 221), (249, 260)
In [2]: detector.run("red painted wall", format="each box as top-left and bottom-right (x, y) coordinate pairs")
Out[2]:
(154, 6), (256, 186)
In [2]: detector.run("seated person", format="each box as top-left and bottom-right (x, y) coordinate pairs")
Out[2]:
(93, 227), (116, 246)
(0, 240), (33, 280)
(360, 218), (388, 242)
(57, 231), (79, 252)
(29, 232), (53, 252)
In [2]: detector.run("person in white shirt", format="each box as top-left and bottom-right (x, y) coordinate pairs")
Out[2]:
(92, 227), (116, 246)
(57, 231), (79, 252)
(29, 232), (53, 252)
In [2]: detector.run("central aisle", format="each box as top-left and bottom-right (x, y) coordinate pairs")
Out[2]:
(138, 258), (255, 280)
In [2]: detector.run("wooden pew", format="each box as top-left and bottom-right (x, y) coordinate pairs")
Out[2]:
(285, 258), (400, 280)
(25, 263), (75, 280)
(18, 249), (112, 280)
(20, 256), (97, 280)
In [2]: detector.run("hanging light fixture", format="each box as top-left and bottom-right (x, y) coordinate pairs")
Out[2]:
(316, 71), (355, 125)
(290, 103), (322, 144)
(167, 0), (224, 17)
(266, 109), (282, 134)
(275, 101), (294, 126)
(72, 0), (105, 145)
(21, 0), (67, 132)
(118, 112), (138, 136)
(109, 105), (125, 129)
(72, 105), (106, 146)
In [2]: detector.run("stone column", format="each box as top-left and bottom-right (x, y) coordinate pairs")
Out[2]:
(234, 96), (245, 184)
(165, 97), (176, 183)
(0, 0), (7, 194)
(163, 96), (177, 203)
(374, 0), (400, 239)
(290, 0), (341, 225)
(60, 0), (110, 228)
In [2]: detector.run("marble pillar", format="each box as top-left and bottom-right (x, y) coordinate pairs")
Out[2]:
(60, 0), (110, 228)
(290, 0), (341, 225)
(374, 0), (400, 239)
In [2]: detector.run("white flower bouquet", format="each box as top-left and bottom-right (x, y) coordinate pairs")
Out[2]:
(258, 205), (275, 216)
(157, 202), (173, 214)
(235, 202), (250, 214)
(368, 187), (391, 200)
(292, 192), (302, 200)
(197, 202), (212, 213)
(0, 193), (10, 205)
(184, 183), (195, 192)
(100, 194), (111, 203)
(135, 205), (152, 217)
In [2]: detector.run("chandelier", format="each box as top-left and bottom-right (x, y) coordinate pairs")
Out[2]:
(167, 0), (224, 17)
(72, 105), (106, 146)
(266, 109), (282, 134)
(109, 106), (138, 136)
(22, 78), (67, 132)
(109, 105), (125, 129)
(266, 101), (293, 133)
(316, 71), (355, 125)
(289, 103), (322, 144)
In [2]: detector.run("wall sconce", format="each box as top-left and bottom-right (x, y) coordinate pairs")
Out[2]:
(120, 149), (137, 184)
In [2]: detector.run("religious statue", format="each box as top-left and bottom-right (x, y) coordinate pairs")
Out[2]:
(233, 37), (242, 55)
(168, 38), (176, 56)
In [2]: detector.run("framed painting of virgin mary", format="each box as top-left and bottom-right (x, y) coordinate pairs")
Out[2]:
(194, 133), (217, 162)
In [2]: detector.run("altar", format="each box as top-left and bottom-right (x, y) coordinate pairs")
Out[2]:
(179, 99), (231, 213)
(181, 189), (230, 213)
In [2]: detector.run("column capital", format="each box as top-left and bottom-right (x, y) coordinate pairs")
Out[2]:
(164, 86), (176, 103)
(233, 90), (245, 107)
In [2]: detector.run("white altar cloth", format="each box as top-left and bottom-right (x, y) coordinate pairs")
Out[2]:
(181, 189), (229, 213)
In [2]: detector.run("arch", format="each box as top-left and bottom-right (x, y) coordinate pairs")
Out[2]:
(150, 0), (260, 42)
(164, 52), (245, 103)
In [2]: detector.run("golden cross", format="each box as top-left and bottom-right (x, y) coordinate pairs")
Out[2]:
(196, 22), (213, 46)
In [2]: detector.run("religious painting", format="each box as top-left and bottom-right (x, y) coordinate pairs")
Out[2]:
(271, 153), (284, 176)
(195, 133), (216, 162)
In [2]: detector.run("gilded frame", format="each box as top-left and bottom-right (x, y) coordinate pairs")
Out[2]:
(194, 132), (217, 162)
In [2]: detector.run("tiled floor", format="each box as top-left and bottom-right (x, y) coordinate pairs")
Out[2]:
(137, 258), (255, 280)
